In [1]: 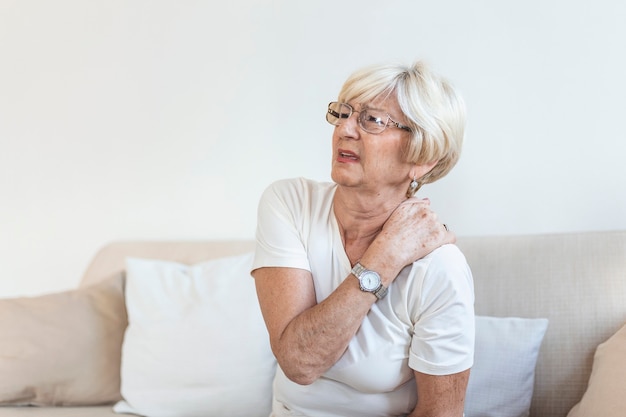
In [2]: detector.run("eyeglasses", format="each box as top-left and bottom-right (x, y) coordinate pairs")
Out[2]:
(326, 101), (413, 134)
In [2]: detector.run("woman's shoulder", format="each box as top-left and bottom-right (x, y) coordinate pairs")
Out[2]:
(263, 177), (336, 199)
(425, 243), (467, 263)
(407, 244), (473, 304)
(415, 244), (471, 281)
(420, 243), (473, 286)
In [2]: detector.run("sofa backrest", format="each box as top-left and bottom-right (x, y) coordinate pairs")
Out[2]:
(456, 230), (626, 417)
(80, 231), (626, 417)
(80, 240), (256, 288)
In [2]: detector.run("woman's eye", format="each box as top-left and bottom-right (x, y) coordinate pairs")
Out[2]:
(365, 114), (386, 126)
(329, 109), (350, 119)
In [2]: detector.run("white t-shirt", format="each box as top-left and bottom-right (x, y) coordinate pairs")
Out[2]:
(252, 177), (475, 417)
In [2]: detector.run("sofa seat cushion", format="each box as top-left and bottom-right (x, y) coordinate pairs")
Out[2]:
(0, 406), (117, 417)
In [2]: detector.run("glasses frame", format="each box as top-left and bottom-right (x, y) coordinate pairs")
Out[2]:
(326, 101), (413, 134)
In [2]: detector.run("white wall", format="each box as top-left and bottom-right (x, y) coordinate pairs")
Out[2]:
(2, 0), (625, 297)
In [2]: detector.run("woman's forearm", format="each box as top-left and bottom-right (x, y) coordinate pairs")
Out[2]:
(271, 275), (375, 385)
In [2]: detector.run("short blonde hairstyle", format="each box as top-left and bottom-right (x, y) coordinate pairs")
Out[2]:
(337, 61), (466, 185)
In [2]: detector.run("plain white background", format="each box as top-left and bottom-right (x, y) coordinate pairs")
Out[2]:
(1, 0), (625, 297)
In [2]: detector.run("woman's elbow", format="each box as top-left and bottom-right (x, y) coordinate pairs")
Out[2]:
(273, 348), (321, 385)
(284, 369), (318, 386)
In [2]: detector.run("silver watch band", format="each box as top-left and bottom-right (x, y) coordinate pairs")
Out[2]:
(373, 283), (388, 299)
(351, 262), (366, 277)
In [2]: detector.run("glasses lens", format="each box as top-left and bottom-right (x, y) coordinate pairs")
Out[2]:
(358, 109), (388, 134)
(326, 102), (351, 126)
(326, 102), (392, 134)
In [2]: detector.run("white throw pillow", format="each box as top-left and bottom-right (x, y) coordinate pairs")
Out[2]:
(464, 316), (549, 417)
(113, 253), (276, 417)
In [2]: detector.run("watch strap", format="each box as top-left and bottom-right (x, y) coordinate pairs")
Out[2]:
(351, 262), (366, 278)
(373, 284), (388, 299)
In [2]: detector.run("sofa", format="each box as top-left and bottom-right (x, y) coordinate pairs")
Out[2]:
(1, 231), (625, 417)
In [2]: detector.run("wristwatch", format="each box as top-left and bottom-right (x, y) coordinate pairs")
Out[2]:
(351, 262), (388, 300)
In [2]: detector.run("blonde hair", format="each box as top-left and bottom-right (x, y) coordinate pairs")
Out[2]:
(337, 61), (466, 185)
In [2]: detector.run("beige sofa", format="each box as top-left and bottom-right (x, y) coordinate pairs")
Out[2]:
(1, 231), (625, 417)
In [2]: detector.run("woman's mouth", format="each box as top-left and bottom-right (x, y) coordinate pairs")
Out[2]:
(338, 149), (359, 161)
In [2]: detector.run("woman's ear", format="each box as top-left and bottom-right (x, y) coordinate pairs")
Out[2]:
(410, 160), (438, 182)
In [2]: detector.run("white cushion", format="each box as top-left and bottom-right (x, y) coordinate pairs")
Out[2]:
(464, 316), (549, 417)
(113, 253), (276, 417)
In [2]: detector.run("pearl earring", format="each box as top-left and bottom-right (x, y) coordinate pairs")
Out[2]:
(406, 178), (419, 198)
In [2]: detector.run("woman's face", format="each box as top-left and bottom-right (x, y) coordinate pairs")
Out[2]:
(330, 94), (417, 197)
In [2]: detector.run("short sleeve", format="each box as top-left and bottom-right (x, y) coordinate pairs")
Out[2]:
(252, 179), (312, 273)
(408, 244), (475, 375)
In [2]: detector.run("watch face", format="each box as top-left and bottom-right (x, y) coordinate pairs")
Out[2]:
(360, 271), (380, 291)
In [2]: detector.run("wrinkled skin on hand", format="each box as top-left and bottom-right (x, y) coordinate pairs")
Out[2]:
(364, 197), (455, 284)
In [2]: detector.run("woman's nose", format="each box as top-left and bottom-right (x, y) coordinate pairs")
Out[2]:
(337, 112), (360, 138)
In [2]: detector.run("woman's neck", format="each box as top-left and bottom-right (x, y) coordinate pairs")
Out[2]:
(333, 186), (405, 263)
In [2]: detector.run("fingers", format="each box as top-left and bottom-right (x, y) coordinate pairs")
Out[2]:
(373, 198), (455, 272)
(405, 196), (431, 205)
(403, 198), (455, 244)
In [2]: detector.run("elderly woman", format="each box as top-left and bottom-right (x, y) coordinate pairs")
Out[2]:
(252, 61), (474, 417)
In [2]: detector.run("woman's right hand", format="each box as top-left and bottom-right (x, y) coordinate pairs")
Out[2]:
(362, 198), (455, 285)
